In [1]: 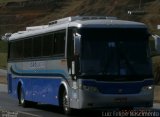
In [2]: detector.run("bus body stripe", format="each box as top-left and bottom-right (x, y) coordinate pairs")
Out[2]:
(10, 65), (68, 77)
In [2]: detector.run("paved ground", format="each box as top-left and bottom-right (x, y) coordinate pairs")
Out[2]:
(0, 84), (7, 92)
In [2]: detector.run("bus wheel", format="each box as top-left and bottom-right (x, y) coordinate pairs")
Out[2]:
(19, 87), (28, 107)
(62, 90), (72, 115)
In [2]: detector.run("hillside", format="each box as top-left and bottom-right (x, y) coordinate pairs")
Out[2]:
(0, 0), (159, 35)
(0, 0), (160, 53)
(31, 0), (160, 34)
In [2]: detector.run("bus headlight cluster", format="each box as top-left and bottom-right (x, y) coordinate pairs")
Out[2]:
(82, 85), (99, 93)
(141, 85), (153, 91)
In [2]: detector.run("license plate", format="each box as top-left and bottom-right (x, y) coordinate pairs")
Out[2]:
(114, 97), (127, 103)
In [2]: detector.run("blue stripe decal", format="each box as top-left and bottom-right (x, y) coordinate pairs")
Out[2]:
(11, 65), (68, 77)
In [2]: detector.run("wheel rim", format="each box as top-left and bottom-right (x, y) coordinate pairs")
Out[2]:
(63, 91), (69, 112)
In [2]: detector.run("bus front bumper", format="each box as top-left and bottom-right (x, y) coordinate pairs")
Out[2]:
(71, 89), (154, 109)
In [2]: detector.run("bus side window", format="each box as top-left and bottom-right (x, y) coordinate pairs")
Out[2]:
(9, 42), (15, 60)
(53, 30), (65, 56)
(42, 34), (54, 56)
(24, 38), (32, 58)
(9, 40), (23, 60)
(33, 36), (43, 57)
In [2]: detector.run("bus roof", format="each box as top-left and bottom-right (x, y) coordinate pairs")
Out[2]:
(3, 16), (147, 41)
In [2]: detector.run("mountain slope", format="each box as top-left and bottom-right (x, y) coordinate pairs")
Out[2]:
(0, 0), (159, 35)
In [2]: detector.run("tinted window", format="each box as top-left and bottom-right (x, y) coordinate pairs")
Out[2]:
(9, 30), (66, 60)
(80, 28), (152, 76)
(24, 38), (32, 58)
(43, 34), (54, 56)
(33, 36), (42, 57)
(54, 30), (65, 55)
(9, 40), (23, 59)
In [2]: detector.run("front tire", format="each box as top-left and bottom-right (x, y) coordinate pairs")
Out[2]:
(62, 90), (72, 115)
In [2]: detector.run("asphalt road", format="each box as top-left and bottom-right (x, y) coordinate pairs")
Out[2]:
(0, 84), (160, 117)
(0, 92), (102, 117)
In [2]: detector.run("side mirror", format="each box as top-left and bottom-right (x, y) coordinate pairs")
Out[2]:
(152, 35), (160, 53)
(74, 33), (81, 56)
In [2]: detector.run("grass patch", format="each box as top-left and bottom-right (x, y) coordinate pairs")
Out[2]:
(0, 41), (7, 53)
(0, 53), (7, 69)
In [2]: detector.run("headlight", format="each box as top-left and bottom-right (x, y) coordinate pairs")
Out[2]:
(141, 85), (153, 91)
(82, 85), (99, 93)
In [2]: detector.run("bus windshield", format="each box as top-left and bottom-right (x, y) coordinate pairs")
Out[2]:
(80, 28), (152, 80)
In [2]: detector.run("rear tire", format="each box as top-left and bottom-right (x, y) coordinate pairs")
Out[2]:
(18, 86), (29, 107)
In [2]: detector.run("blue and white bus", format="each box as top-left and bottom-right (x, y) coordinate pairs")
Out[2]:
(5, 16), (154, 114)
